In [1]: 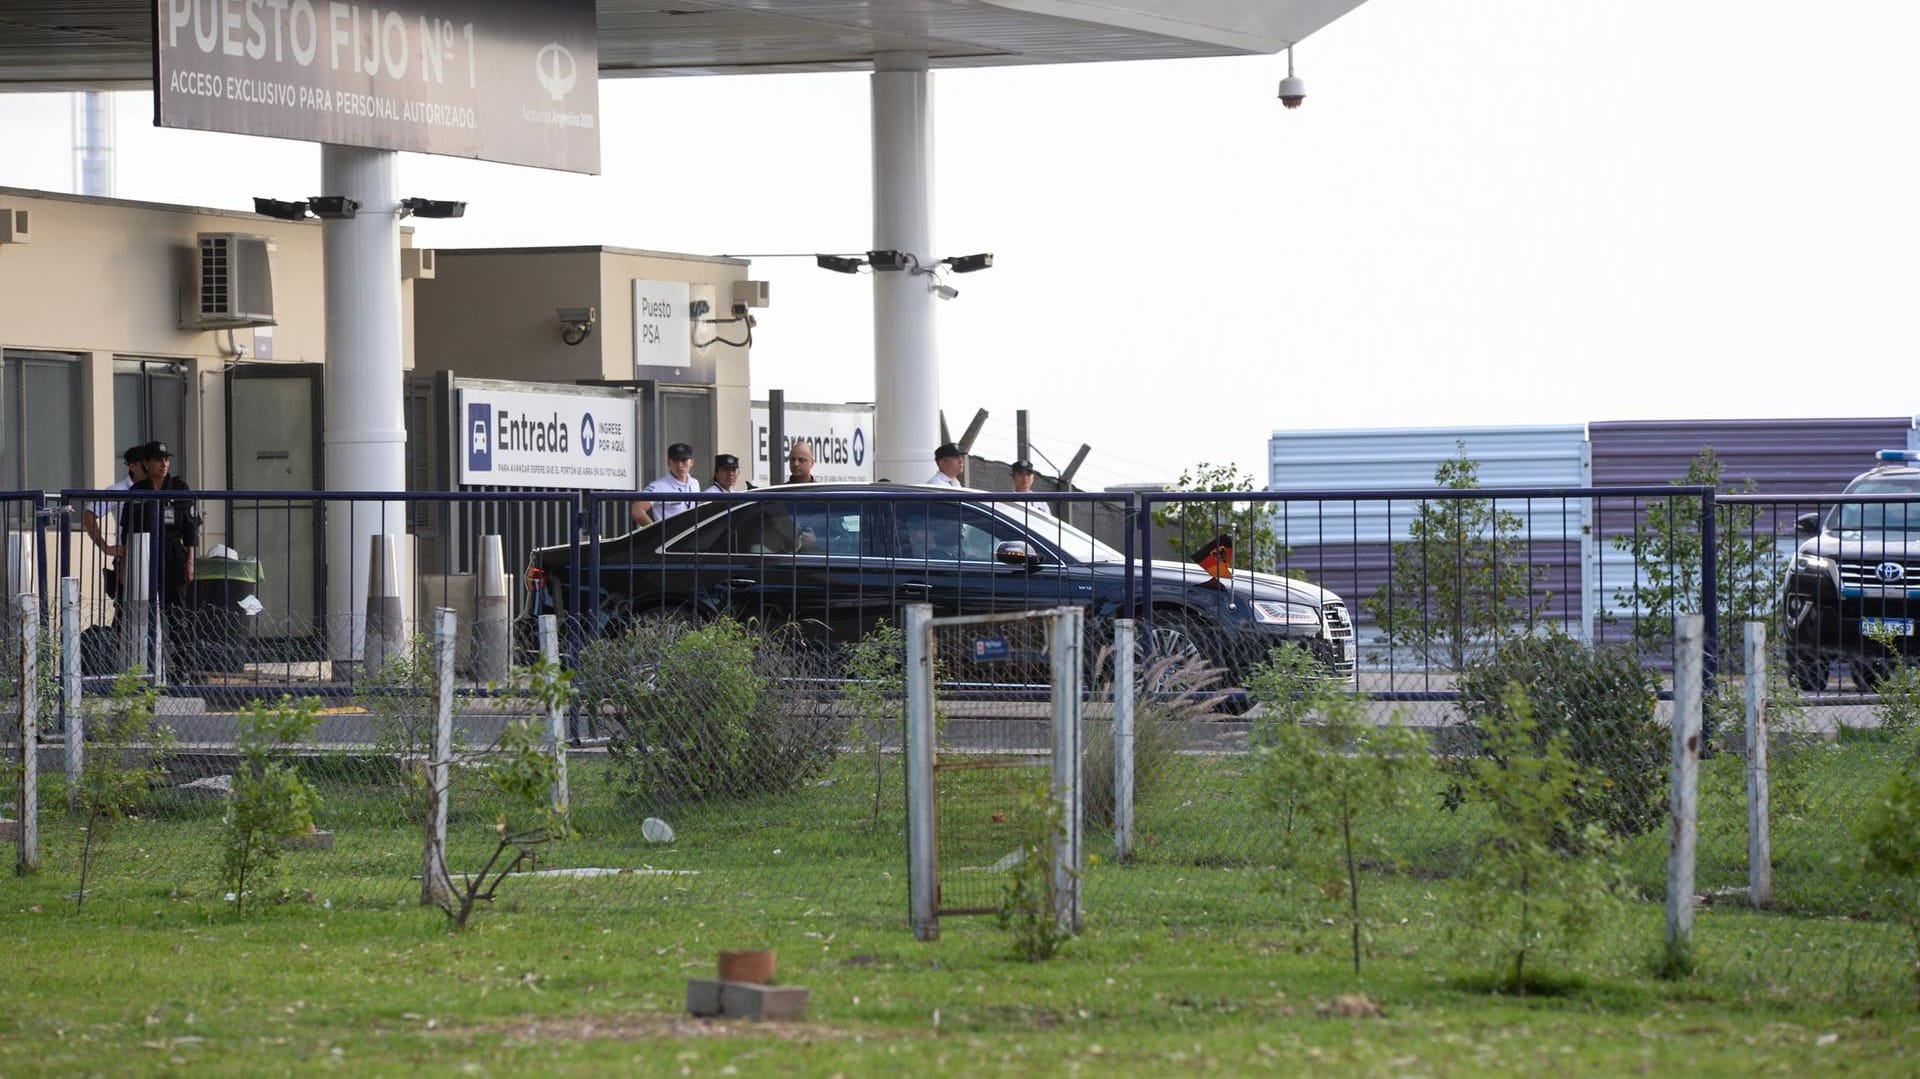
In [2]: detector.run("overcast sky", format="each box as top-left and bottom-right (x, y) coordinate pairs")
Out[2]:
(3, 0), (1918, 490)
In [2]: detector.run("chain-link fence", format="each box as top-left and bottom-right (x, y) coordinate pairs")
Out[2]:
(4, 482), (1918, 1002)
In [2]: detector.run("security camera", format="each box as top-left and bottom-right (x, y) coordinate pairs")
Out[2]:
(1277, 74), (1306, 109)
(929, 283), (959, 301)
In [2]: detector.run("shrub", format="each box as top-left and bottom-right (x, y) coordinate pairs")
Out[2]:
(1457, 630), (1663, 839)
(1081, 649), (1215, 835)
(222, 697), (323, 914)
(578, 616), (837, 808)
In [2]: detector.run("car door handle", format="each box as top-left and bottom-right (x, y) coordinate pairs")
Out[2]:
(715, 578), (758, 590)
(899, 582), (932, 595)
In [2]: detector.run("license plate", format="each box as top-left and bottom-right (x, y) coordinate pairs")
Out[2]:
(1342, 640), (1356, 661)
(1862, 617), (1914, 637)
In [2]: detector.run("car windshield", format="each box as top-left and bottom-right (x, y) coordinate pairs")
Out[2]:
(1832, 478), (1920, 534)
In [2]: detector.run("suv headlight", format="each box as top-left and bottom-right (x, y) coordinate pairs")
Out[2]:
(1251, 600), (1321, 628)
(1793, 553), (1836, 575)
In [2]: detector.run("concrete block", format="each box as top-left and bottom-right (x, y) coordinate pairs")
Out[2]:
(0, 819), (15, 842)
(282, 829), (335, 851)
(685, 979), (809, 1021)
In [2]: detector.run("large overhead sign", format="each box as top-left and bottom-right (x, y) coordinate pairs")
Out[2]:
(750, 401), (876, 486)
(459, 382), (635, 490)
(154, 0), (601, 174)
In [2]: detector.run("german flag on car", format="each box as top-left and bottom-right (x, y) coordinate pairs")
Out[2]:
(1191, 533), (1234, 580)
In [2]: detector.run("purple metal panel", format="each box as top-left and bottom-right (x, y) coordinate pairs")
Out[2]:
(1589, 418), (1915, 493)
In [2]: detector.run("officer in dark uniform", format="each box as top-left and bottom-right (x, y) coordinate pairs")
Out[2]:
(120, 441), (200, 666)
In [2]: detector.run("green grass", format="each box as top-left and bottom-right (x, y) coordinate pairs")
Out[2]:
(0, 745), (1915, 1075)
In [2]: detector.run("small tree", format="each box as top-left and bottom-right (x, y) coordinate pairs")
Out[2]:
(841, 619), (906, 822)
(429, 716), (574, 931)
(1456, 685), (1618, 994)
(1367, 444), (1542, 671)
(997, 784), (1074, 962)
(72, 669), (175, 910)
(1255, 682), (1430, 976)
(1150, 461), (1285, 574)
(222, 697), (323, 914)
(1611, 449), (1775, 670)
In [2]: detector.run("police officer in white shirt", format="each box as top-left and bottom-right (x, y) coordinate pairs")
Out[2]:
(1008, 458), (1053, 516)
(927, 442), (966, 487)
(704, 453), (742, 493)
(633, 442), (700, 526)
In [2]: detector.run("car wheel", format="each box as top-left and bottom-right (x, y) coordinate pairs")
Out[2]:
(1784, 650), (1830, 692)
(1850, 656), (1897, 691)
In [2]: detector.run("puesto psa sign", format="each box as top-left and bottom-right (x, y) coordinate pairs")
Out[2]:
(459, 384), (634, 490)
(155, 0), (600, 173)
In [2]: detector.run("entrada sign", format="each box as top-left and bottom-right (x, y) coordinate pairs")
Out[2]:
(458, 382), (635, 490)
(154, 0), (600, 174)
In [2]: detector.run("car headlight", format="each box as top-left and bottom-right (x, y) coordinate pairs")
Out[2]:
(1251, 600), (1321, 628)
(1793, 553), (1836, 574)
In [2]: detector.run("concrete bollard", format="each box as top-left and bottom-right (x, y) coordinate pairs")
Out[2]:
(119, 540), (155, 674)
(473, 534), (511, 684)
(364, 533), (405, 674)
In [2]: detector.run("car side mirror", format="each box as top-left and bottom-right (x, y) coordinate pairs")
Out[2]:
(1796, 512), (1821, 537)
(995, 541), (1048, 568)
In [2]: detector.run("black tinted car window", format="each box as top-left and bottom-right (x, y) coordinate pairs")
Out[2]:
(894, 501), (1023, 561)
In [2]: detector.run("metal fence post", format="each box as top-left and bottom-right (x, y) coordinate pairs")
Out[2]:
(539, 613), (568, 816)
(1113, 617), (1135, 863)
(1744, 620), (1772, 909)
(904, 603), (936, 941)
(1050, 606), (1083, 935)
(60, 577), (80, 810)
(1699, 490), (1719, 711)
(422, 607), (456, 907)
(1666, 613), (1704, 971)
(17, 593), (38, 875)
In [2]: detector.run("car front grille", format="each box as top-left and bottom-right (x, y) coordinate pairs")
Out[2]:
(1322, 602), (1356, 675)
(1838, 560), (1920, 590)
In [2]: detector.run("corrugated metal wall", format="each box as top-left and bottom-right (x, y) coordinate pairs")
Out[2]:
(1588, 417), (1919, 636)
(1262, 417), (1919, 658)
(1267, 425), (1592, 648)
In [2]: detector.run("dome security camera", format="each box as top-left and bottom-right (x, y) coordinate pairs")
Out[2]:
(1277, 74), (1306, 109)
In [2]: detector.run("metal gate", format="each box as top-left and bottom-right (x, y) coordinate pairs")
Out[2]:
(905, 604), (1081, 940)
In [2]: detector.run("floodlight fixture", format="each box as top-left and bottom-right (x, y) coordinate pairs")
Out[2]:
(815, 253), (864, 274)
(865, 249), (913, 272)
(253, 197), (311, 221)
(307, 195), (360, 219)
(400, 198), (467, 219)
(942, 253), (994, 274)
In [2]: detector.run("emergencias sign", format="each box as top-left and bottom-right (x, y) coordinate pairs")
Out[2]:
(459, 383), (634, 490)
(750, 401), (876, 486)
(154, 0), (601, 174)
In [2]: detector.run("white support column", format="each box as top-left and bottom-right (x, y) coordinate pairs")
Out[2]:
(321, 144), (410, 662)
(871, 52), (939, 484)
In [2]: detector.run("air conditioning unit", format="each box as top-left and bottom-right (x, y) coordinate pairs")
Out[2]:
(732, 279), (770, 309)
(181, 232), (276, 329)
(402, 248), (436, 280)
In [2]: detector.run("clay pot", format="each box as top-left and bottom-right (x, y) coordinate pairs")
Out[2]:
(717, 949), (776, 985)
